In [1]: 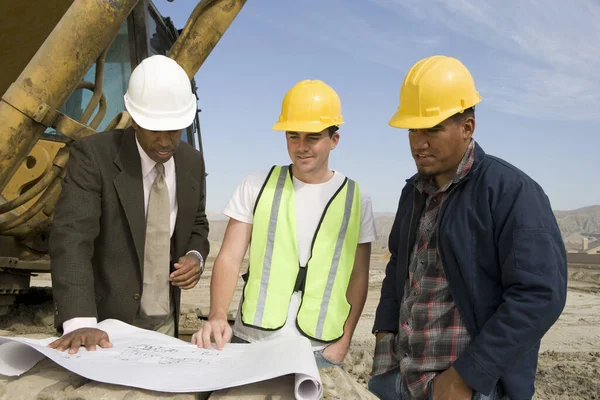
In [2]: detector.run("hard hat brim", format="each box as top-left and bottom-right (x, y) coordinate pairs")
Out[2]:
(388, 112), (450, 130)
(124, 93), (197, 131)
(272, 120), (344, 133)
(389, 97), (481, 130)
(273, 121), (344, 133)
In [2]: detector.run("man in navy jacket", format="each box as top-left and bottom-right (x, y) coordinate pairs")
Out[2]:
(368, 55), (567, 400)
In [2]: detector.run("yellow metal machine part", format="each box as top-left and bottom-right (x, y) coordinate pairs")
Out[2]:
(0, 0), (246, 295)
(169, 0), (247, 79)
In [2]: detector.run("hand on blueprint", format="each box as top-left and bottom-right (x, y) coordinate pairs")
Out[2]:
(48, 327), (112, 354)
(321, 340), (349, 364)
(191, 317), (232, 350)
(170, 254), (201, 289)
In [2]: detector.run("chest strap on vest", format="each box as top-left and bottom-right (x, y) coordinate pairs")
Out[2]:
(293, 267), (307, 292)
(244, 266), (306, 293)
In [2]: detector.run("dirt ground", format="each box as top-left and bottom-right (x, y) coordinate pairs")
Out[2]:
(1, 261), (599, 399)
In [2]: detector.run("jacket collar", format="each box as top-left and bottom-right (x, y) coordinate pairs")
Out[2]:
(406, 140), (486, 185)
(113, 127), (146, 268)
(111, 127), (199, 267)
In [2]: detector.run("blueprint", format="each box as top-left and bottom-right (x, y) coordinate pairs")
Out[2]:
(0, 319), (322, 400)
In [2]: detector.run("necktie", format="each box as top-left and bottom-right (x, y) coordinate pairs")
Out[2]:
(140, 162), (171, 317)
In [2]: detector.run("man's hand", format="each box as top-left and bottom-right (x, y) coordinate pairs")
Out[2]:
(171, 254), (201, 289)
(432, 366), (472, 400)
(191, 318), (232, 350)
(48, 328), (112, 354)
(321, 340), (350, 364)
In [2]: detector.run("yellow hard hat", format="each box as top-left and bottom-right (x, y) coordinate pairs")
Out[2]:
(273, 79), (344, 133)
(389, 55), (481, 129)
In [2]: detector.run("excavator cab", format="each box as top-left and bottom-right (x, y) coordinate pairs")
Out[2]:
(42, 1), (204, 150)
(0, 0), (216, 310)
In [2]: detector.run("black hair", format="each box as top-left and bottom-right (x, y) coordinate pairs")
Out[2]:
(328, 125), (339, 137)
(450, 106), (475, 123)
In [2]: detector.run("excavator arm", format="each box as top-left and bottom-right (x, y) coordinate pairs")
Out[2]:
(0, 0), (246, 301)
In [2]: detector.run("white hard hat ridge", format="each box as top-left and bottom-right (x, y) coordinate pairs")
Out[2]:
(124, 55), (197, 131)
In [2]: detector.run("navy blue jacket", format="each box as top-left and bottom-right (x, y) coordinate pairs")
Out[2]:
(373, 142), (567, 399)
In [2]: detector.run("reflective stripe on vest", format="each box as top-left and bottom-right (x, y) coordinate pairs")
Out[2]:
(241, 165), (361, 342)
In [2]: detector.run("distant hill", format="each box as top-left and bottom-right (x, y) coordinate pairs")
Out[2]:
(554, 206), (600, 235)
(206, 211), (228, 222)
(206, 213), (395, 256)
(372, 214), (394, 255)
(206, 205), (600, 255)
(363, 207), (600, 254)
(554, 205), (600, 250)
(207, 219), (228, 247)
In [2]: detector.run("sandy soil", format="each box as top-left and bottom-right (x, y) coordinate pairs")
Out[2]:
(1, 261), (599, 399)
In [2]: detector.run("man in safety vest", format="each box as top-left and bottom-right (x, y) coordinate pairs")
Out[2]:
(368, 55), (567, 400)
(192, 79), (377, 368)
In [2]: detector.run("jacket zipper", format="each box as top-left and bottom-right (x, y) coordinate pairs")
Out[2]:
(437, 185), (458, 274)
(405, 186), (417, 278)
(437, 184), (477, 337)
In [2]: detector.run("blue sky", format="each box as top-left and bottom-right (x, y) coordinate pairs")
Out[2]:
(155, 0), (600, 214)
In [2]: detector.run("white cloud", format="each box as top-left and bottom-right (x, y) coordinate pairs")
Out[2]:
(368, 0), (600, 121)
(251, 0), (599, 121)
(247, 0), (440, 71)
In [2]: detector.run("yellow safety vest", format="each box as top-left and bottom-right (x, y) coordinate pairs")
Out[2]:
(240, 165), (361, 342)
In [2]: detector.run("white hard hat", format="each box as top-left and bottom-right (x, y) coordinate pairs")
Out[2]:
(124, 55), (197, 131)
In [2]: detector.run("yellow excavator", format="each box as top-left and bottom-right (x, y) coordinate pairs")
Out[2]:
(0, 0), (246, 314)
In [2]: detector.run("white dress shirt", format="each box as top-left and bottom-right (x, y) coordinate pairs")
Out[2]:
(136, 137), (178, 236)
(62, 135), (196, 335)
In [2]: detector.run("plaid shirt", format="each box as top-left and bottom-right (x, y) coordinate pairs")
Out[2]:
(372, 140), (475, 400)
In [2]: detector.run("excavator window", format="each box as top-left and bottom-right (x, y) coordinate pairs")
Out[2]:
(43, 21), (132, 140)
(146, 4), (200, 150)
(42, 1), (203, 154)
(148, 8), (176, 57)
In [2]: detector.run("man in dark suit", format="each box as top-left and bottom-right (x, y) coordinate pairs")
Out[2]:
(48, 55), (209, 354)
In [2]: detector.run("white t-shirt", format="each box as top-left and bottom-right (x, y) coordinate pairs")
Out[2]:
(223, 169), (378, 349)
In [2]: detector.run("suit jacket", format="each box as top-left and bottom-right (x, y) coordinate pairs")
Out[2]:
(50, 127), (210, 336)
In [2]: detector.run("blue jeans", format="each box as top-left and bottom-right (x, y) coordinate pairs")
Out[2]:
(368, 368), (403, 400)
(314, 348), (344, 369)
(367, 368), (510, 400)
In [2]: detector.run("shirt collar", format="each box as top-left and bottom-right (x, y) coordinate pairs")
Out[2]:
(134, 133), (175, 179)
(415, 139), (476, 195)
